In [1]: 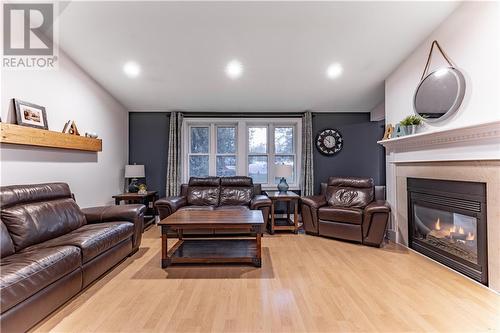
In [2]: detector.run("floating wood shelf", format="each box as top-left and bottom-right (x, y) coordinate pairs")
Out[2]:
(0, 123), (102, 152)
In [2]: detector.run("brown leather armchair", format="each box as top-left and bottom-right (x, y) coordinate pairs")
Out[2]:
(301, 177), (390, 247)
(155, 176), (272, 235)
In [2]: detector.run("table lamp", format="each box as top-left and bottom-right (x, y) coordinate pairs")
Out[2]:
(275, 164), (293, 193)
(125, 164), (145, 193)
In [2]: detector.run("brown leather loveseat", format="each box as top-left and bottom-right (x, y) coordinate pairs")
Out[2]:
(0, 183), (145, 332)
(155, 176), (271, 235)
(301, 177), (390, 247)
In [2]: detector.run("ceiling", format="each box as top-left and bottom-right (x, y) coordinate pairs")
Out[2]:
(57, 1), (461, 112)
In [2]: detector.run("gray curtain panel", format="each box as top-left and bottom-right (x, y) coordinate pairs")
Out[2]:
(301, 111), (314, 196)
(166, 111), (184, 196)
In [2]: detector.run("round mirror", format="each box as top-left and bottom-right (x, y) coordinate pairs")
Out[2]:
(413, 67), (466, 122)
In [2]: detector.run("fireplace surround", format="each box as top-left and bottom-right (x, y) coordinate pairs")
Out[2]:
(407, 178), (488, 285)
(378, 121), (500, 291)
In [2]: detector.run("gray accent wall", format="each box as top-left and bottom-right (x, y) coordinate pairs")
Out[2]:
(129, 112), (385, 197)
(129, 112), (170, 198)
(312, 113), (385, 194)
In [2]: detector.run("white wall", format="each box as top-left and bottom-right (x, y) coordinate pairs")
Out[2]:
(1, 50), (128, 207)
(370, 102), (385, 121)
(385, 2), (500, 130)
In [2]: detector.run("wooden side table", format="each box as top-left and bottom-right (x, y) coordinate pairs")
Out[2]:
(267, 191), (300, 234)
(112, 191), (158, 230)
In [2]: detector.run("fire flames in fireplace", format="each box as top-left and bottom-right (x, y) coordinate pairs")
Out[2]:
(420, 214), (478, 264)
(429, 218), (476, 241)
(430, 218), (475, 244)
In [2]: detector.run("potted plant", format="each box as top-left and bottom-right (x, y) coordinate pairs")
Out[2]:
(399, 115), (424, 135)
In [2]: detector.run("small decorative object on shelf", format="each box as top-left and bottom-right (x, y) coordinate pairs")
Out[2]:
(62, 120), (80, 135)
(62, 120), (71, 133)
(394, 124), (404, 137)
(14, 99), (48, 130)
(68, 121), (80, 135)
(275, 164), (292, 193)
(138, 184), (147, 195)
(399, 115), (423, 136)
(85, 132), (98, 139)
(125, 164), (145, 193)
(382, 124), (394, 140)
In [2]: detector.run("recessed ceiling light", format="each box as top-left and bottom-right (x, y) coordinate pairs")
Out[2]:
(225, 60), (243, 79)
(123, 61), (141, 78)
(326, 63), (343, 79)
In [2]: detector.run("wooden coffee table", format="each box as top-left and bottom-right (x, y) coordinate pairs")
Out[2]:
(158, 209), (264, 268)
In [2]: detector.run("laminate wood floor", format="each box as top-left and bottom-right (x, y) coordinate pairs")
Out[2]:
(33, 227), (500, 332)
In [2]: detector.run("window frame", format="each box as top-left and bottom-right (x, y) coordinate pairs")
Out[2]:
(273, 125), (296, 184)
(182, 117), (302, 190)
(215, 124), (238, 177)
(187, 125), (210, 178)
(247, 125), (269, 184)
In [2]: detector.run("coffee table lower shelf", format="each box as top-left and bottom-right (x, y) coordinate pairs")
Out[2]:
(162, 239), (261, 268)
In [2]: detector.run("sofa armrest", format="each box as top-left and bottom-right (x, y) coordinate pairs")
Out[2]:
(364, 200), (390, 215)
(301, 195), (327, 209)
(82, 204), (146, 253)
(250, 195), (271, 210)
(300, 195), (327, 235)
(155, 196), (187, 219)
(362, 200), (391, 246)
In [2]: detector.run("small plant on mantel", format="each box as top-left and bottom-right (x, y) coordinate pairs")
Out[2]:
(399, 115), (424, 135)
(400, 115), (424, 126)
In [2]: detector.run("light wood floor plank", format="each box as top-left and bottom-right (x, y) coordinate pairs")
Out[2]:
(32, 226), (500, 333)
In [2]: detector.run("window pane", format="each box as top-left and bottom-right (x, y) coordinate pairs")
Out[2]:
(275, 127), (293, 154)
(189, 155), (209, 177)
(216, 156), (236, 176)
(248, 127), (267, 154)
(217, 127), (236, 154)
(190, 127), (209, 153)
(274, 155), (294, 184)
(248, 155), (268, 183)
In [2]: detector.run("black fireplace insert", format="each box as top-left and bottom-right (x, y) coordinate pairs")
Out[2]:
(407, 178), (487, 285)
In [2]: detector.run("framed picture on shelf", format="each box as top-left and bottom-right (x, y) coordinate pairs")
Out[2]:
(13, 99), (48, 130)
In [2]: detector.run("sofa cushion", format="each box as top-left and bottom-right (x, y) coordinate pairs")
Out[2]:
(220, 176), (253, 187)
(219, 187), (253, 206)
(0, 183), (72, 210)
(188, 177), (221, 187)
(1, 198), (86, 252)
(326, 187), (373, 208)
(325, 177), (374, 208)
(0, 221), (15, 258)
(22, 222), (134, 263)
(0, 245), (81, 313)
(318, 206), (363, 225)
(327, 177), (374, 188)
(187, 187), (220, 206)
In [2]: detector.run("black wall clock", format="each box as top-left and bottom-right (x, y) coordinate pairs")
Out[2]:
(316, 128), (343, 156)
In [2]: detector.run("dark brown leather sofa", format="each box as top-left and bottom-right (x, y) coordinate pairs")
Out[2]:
(301, 177), (390, 247)
(155, 176), (271, 235)
(0, 183), (145, 333)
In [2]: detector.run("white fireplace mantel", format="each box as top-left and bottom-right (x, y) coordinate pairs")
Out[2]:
(378, 120), (500, 163)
